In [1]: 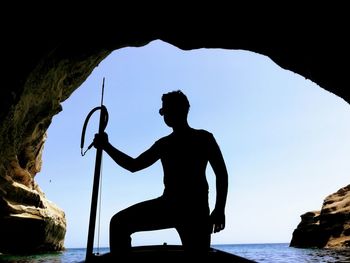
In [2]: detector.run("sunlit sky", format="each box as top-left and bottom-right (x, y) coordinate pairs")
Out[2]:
(37, 40), (350, 249)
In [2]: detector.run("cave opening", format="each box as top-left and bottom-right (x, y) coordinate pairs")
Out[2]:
(35, 40), (350, 250)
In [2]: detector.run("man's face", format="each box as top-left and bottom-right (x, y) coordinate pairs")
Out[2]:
(159, 103), (185, 128)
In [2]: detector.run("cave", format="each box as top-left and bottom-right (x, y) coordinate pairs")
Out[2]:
(1, 25), (349, 253)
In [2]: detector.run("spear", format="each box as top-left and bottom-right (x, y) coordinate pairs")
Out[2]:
(80, 77), (109, 261)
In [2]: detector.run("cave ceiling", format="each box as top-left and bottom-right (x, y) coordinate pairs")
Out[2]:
(2, 22), (349, 122)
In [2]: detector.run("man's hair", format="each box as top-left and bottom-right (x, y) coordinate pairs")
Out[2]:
(161, 90), (190, 115)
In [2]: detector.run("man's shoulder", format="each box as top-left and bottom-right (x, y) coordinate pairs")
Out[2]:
(155, 129), (215, 143)
(155, 133), (172, 144)
(193, 128), (214, 138)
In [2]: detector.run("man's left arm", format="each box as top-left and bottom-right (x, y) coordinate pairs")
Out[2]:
(208, 135), (229, 233)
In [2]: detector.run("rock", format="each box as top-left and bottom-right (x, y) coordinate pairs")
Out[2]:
(0, 44), (107, 253)
(290, 185), (350, 248)
(0, 112), (67, 253)
(0, 174), (66, 253)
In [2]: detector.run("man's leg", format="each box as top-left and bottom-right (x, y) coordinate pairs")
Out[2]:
(177, 223), (211, 257)
(110, 197), (173, 255)
(176, 207), (211, 257)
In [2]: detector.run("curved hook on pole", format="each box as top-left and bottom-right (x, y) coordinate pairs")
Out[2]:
(80, 105), (109, 156)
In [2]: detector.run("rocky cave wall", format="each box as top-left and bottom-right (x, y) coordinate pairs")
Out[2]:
(0, 41), (113, 253)
(1, 29), (349, 252)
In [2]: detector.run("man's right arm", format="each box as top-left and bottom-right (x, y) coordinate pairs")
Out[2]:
(94, 133), (160, 173)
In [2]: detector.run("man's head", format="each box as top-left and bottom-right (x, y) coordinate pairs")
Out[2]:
(159, 90), (190, 128)
(159, 90), (190, 116)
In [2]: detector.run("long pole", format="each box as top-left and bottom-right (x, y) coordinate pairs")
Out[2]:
(86, 78), (106, 261)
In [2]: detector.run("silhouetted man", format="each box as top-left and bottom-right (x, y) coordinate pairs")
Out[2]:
(94, 90), (228, 257)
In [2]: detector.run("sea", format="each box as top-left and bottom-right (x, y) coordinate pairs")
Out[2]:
(1, 243), (350, 263)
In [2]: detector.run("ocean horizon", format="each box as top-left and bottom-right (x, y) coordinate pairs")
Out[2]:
(1, 243), (350, 262)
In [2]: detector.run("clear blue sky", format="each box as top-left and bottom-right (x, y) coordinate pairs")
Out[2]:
(37, 40), (350, 249)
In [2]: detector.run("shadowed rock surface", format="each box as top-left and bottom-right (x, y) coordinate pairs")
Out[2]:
(1, 21), (350, 253)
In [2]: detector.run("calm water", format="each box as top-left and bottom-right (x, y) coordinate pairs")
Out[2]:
(1, 244), (350, 262)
